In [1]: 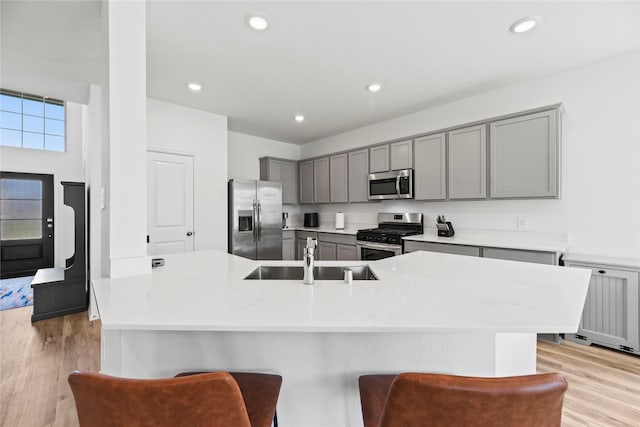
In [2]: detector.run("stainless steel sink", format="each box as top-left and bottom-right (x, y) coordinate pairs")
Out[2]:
(244, 265), (378, 280)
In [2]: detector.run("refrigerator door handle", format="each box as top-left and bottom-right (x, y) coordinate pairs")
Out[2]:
(252, 199), (258, 242)
(257, 200), (263, 241)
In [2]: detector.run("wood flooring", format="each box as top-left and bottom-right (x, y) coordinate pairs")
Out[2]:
(1, 305), (639, 426)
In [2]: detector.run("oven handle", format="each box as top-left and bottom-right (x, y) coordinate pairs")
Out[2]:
(357, 242), (402, 252)
(395, 175), (401, 197)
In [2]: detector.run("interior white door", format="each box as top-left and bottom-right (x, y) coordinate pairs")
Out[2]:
(147, 151), (194, 255)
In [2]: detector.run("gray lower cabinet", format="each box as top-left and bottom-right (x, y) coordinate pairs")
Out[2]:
(314, 157), (330, 203)
(259, 157), (298, 204)
(482, 247), (557, 265)
(369, 145), (390, 173)
(299, 160), (314, 204)
(414, 133), (446, 200)
(336, 244), (357, 261)
(405, 241), (557, 265)
(315, 232), (357, 261)
(564, 262), (640, 355)
(448, 124), (487, 199)
(489, 110), (559, 198)
(390, 140), (413, 171)
(348, 149), (369, 202)
(329, 153), (348, 203)
(282, 230), (295, 260)
(404, 241), (480, 257)
(317, 241), (337, 261)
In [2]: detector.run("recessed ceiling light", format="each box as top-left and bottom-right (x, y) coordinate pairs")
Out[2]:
(509, 16), (540, 33)
(294, 114), (305, 123)
(246, 13), (270, 31)
(187, 82), (203, 92)
(367, 82), (383, 93)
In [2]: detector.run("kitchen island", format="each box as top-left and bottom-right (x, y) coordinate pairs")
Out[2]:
(92, 250), (590, 427)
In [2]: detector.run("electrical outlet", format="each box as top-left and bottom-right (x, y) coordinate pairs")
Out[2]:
(517, 216), (529, 230)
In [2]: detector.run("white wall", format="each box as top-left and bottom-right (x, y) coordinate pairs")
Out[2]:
(228, 131), (301, 180)
(0, 102), (85, 268)
(106, 0), (149, 277)
(147, 98), (228, 252)
(300, 50), (640, 259)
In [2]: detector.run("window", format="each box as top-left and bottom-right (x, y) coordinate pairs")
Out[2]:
(0, 89), (65, 152)
(0, 177), (43, 240)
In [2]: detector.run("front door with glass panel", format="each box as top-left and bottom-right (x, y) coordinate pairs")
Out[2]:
(0, 172), (54, 278)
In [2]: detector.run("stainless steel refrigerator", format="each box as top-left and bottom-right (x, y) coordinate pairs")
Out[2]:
(228, 179), (282, 260)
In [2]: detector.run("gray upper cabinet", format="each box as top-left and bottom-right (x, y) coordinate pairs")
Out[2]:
(314, 157), (330, 203)
(369, 145), (390, 173)
(414, 133), (446, 200)
(348, 149), (369, 202)
(260, 157), (298, 204)
(329, 153), (348, 203)
(448, 124), (487, 199)
(390, 140), (413, 170)
(299, 160), (314, 204)
(489, 110), (559, 198)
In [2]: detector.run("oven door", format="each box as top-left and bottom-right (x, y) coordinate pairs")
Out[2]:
(357, 242), (403, 260)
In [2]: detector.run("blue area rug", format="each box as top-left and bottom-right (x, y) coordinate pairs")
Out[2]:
(0, 276), (34, 311)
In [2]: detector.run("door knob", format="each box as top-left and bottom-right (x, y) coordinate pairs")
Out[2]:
(186, 231), (193, 236)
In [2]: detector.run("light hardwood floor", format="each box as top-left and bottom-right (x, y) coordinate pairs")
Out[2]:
(1, 306), (639, 426)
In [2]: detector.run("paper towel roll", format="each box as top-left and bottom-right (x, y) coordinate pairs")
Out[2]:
(335, 212), (345, 230)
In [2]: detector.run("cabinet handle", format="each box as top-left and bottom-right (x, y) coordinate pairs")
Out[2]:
(598, 270), (606, 274)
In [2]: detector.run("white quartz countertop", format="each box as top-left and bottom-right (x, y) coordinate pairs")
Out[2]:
(92, 249), (590, 334)
(284, 226), (359, 235)
(403, 228), (568, 253)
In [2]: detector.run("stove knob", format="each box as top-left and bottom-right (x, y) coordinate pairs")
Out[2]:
(379, 236), (387, 243)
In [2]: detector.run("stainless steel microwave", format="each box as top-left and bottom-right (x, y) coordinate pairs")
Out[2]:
(368, 169), (413, 200)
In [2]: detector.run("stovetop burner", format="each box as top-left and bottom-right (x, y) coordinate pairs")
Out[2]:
(356, 213), (424, 245)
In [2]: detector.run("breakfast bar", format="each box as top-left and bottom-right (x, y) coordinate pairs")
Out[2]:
(92, 250), (591, 426)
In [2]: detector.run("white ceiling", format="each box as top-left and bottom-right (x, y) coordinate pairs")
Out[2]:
(2, 1), (639, 145)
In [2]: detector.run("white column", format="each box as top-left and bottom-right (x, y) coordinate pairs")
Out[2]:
(106, 0), (150, 277)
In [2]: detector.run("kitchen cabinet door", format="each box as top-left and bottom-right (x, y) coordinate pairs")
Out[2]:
(299, 160), (314, 204)
(282, 237), (295, 260)
(348, 149), (369, 202)
(317, 241), (337, 260)
(489, 110), (559, 198)
(295, 238), (307, 260)
(281, 161), (298, 204)
(260, 158), (298, 205)
(314, 157), (330, 204)
(482, 247), (557, 265)
(330, 153), (348, 203)
(336, 244), (357, 261)
(565, 264), (639, 355)
(390, 139), (413, 170)
(369, 145), (390, 173)
(414, 133), (446, 200)
(448, 124), (487, 199)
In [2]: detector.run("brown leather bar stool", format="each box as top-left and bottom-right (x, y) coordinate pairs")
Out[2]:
(359, 372), (568, 427)
(175, 371), (282, 427)
(68, 370), (281, 427)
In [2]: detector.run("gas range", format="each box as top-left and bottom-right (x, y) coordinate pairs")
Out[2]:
(356, 228), (421, 245)
(356, 213), (423, 260)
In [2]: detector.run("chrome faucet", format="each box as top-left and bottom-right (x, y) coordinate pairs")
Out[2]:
(303, 237), (316, 285)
